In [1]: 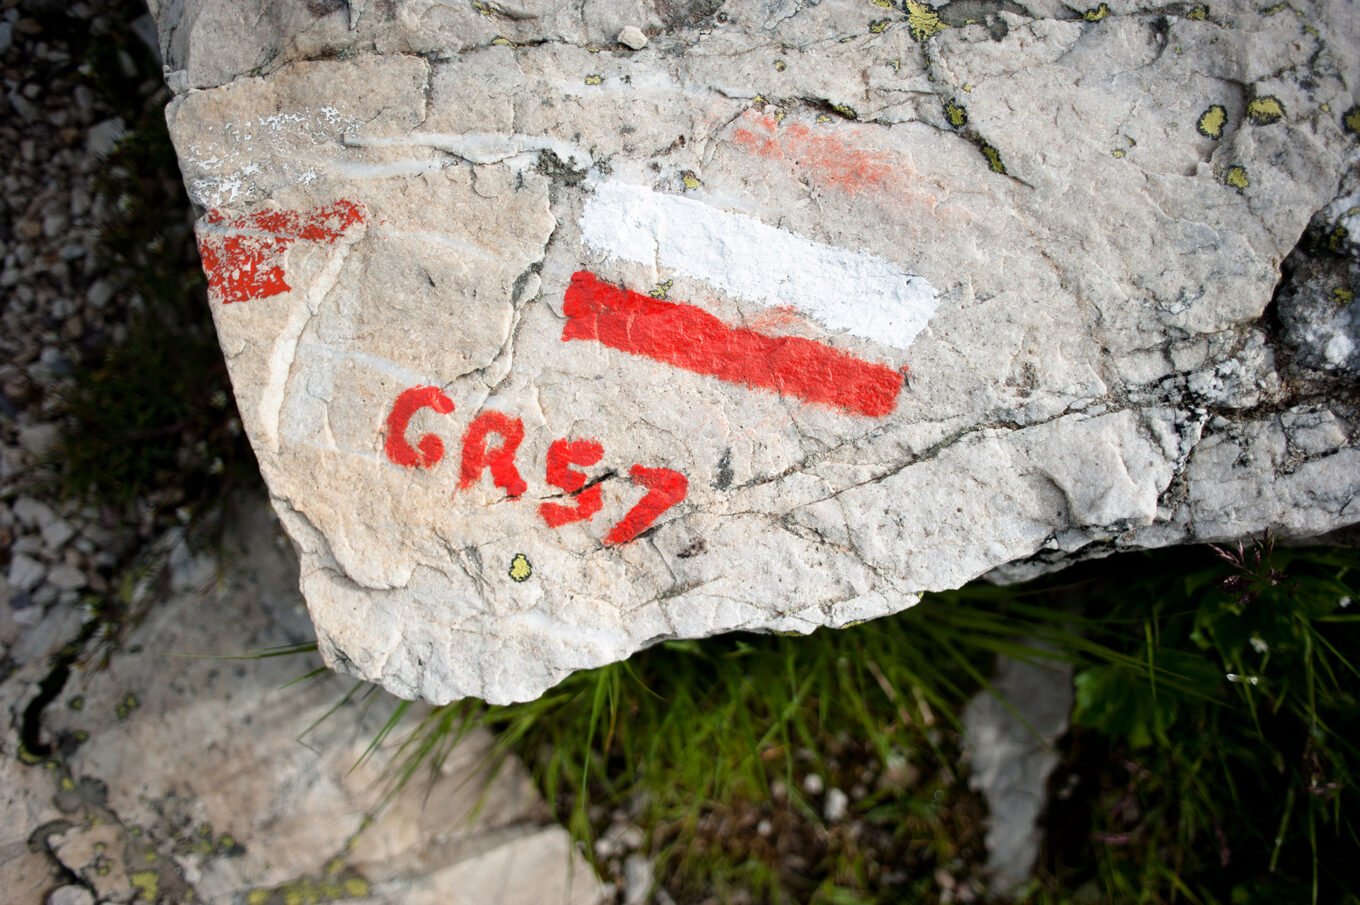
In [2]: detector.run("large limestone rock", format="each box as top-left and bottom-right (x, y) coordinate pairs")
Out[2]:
(152, 0), (1359, 703)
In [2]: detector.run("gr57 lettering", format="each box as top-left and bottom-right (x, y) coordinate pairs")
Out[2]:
(383, 385), (686, 546)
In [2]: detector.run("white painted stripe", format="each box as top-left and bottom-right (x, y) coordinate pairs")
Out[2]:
(579, 180), (939, 351)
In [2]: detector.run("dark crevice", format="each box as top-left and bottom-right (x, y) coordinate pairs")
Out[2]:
(18, 620), (99, 762)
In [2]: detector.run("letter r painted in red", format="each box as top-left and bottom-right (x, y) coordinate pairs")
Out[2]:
(459, 412), (529, 498)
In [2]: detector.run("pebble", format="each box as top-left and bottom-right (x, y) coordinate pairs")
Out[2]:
(47, 885), (95, 905)
(622, 854), (654, 905)
(617, 25), (648, 50)
(802, 773), (824, 796)
(86, 277), (114, 308)
(43, 517), (76, 549)
(18, 422), (61, 457)
(86, 117), (126, 157)
(13, 495), (56, 528)
(8, 553), (46, 591)
(823, 787), (849, 822)
(48, 564), (87, 591)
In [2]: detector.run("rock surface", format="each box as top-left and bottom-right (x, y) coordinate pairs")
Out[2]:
(151, 0), (1359, 703)
(1, 495), (604, 905)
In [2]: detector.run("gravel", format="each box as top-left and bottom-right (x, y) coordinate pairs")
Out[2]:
(0, 0), (159, 673)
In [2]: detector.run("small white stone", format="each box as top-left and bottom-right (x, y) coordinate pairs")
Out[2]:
(802, 773), (824, 796)
(617, 26), (648, 50)
(87, 278), (115, 309)
(46, 885), (95, 905)
(823, 787), (849, 822)
(622, 854), (654, 905)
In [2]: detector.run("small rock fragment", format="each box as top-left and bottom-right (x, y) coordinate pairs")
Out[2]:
(823, 787), (849, 822)
(8, 554), (46, 592)
(47, 886), (96, 905)
(617, 26), (647, 49)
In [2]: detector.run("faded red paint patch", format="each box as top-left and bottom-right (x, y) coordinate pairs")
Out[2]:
(563, 271), (904, 418)
(732, 113), (895, 195)
(198, 199), (365, 304)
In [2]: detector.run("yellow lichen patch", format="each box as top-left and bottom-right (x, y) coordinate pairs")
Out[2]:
(944, 101), (968, 127)
(490, 36), (512, 46)
(1334, 287), (1355, 305)
(681, 171), (703, 190)
(774, 59), (786, 71)
(873, 0), (894, 7)
(1187, 4), (1208, 19)
(130, 870), (159, 902)
(1261, 1), (1290, 14)
(829, 103), (858, 119)
(116, 692), (139, 721)
(650, 279), (673, 300)
(816, 113), (831, 123)
(1197, 104), (1228, 138)
(980, 142), (1007, 174)
(870, 18), (891, 32)
(583, 74), (603, 86)
(905, 0), (949, 41)
(343, 878), (370, 897)
(1083, 3), (1111, 21)
(1224, 165), (1250, 189)
(247, 891), (270, 905)
(508, 554), (532, 582)
(1111, 148), (1126, 158)
(1343, 105), (1360, 136)
(1247, 96), (1285, 124)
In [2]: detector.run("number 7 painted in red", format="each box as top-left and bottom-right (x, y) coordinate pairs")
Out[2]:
(605, 465), (688, 545)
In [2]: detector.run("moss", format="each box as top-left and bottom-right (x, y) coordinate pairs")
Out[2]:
(1343, 105), (1360, 136)
(1197, 104), (1228, 138)
(130, 870), (160, 901)
(905, 0), (949, 41)
(1246, 96), (1285, 125)
(980, 142), (1007, 174)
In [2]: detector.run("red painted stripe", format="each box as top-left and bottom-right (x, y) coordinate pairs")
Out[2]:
(562, 271), (903, 418)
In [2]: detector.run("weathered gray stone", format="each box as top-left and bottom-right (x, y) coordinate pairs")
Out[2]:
(1, 494), (604, 905)
(152, 0), (1359, 703)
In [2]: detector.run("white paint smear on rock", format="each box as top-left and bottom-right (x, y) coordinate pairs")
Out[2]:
(580, 180), (939, 350)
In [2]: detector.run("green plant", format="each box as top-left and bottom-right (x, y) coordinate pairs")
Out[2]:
(1039, 538), (1360, 905)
